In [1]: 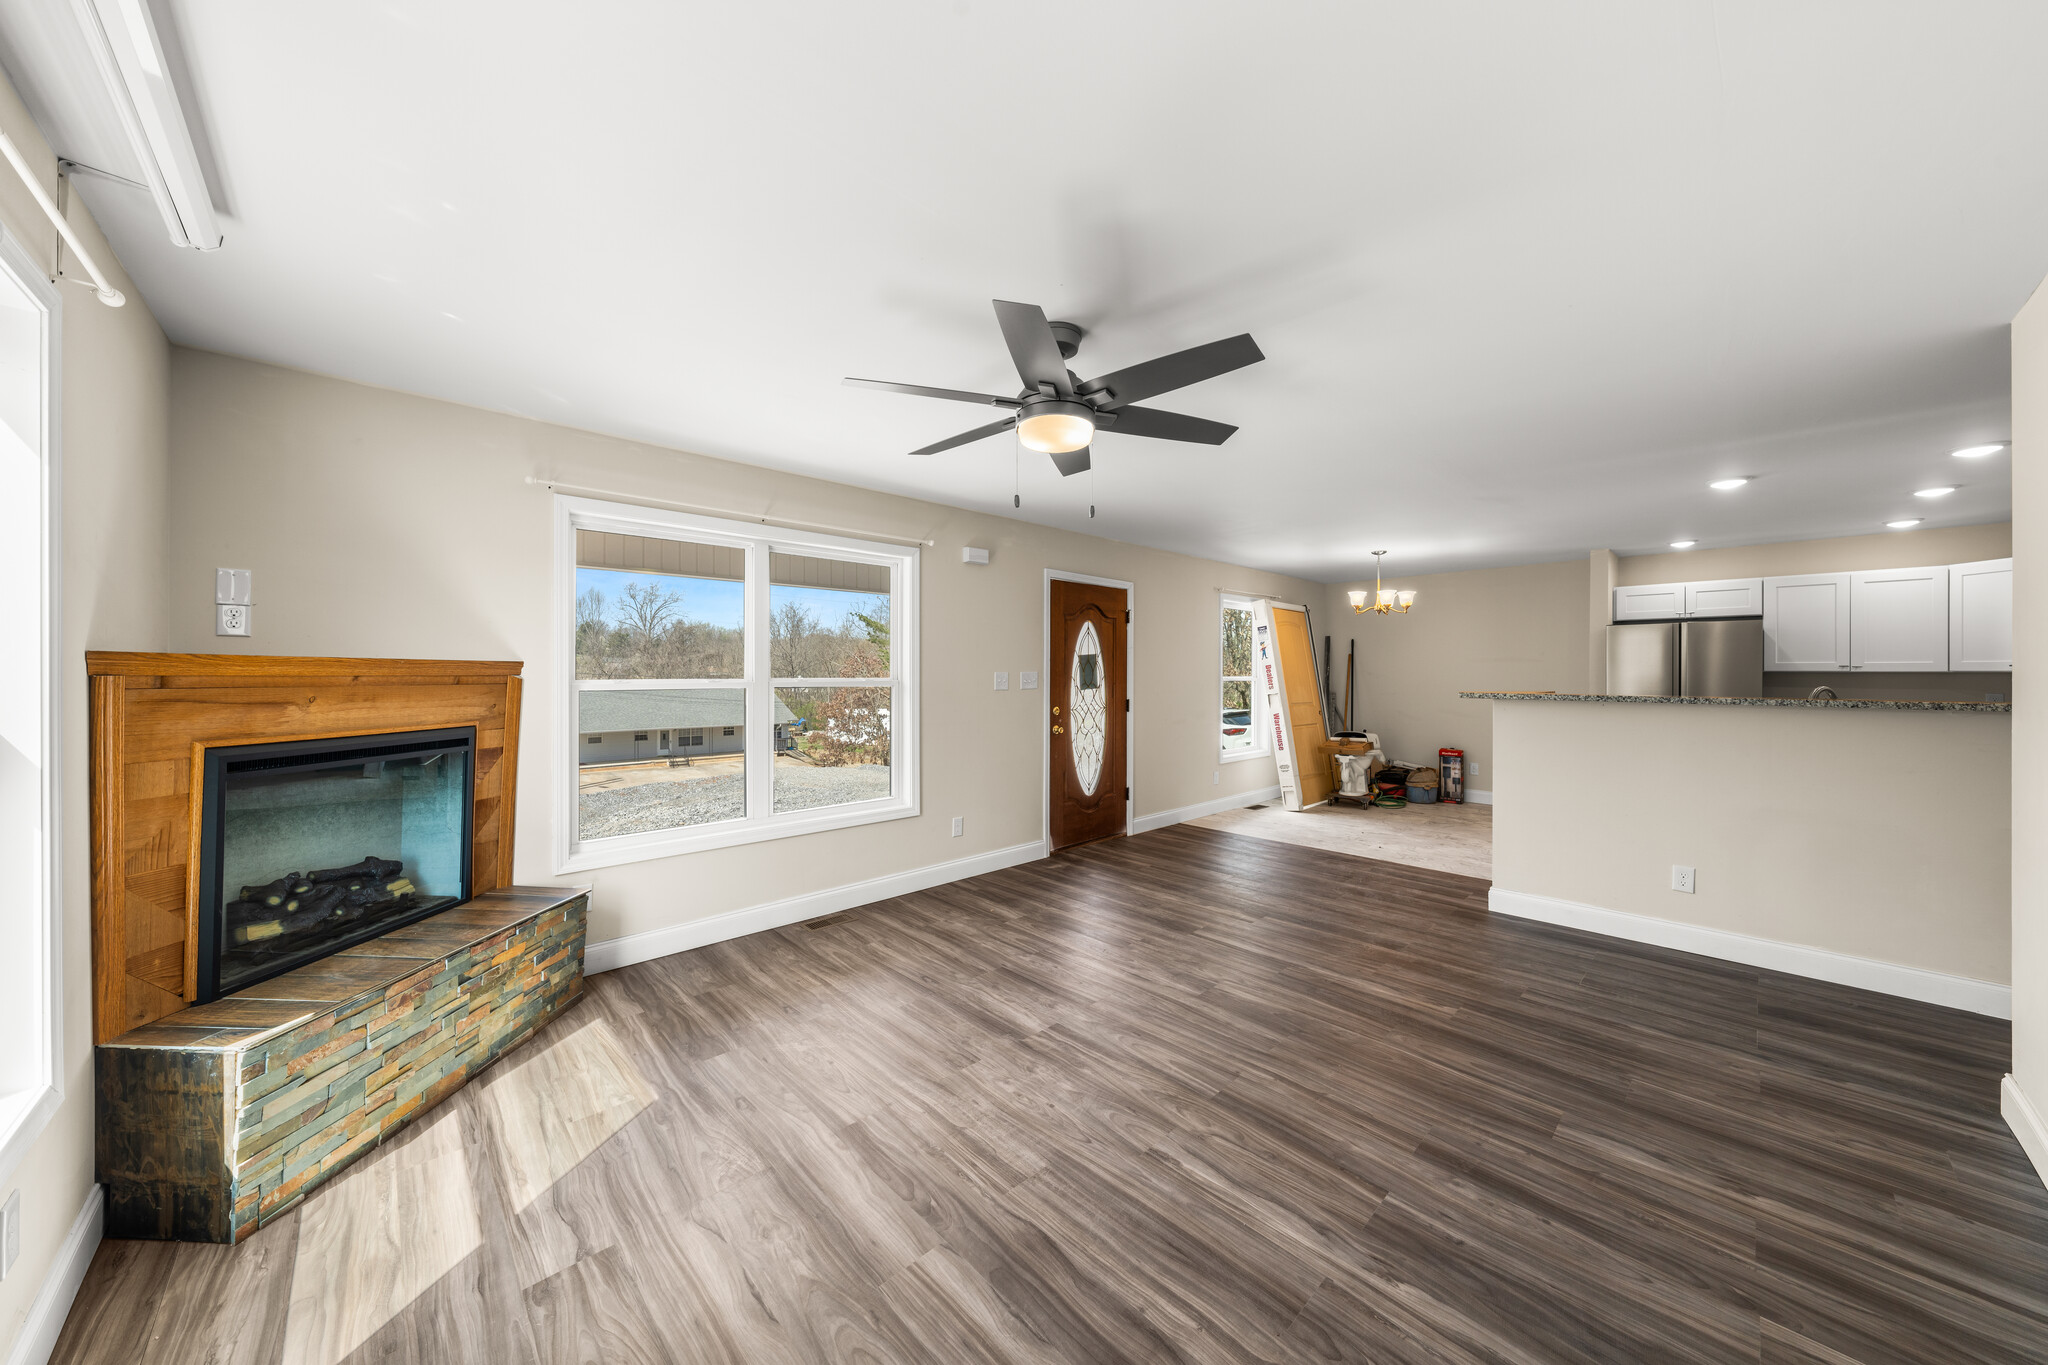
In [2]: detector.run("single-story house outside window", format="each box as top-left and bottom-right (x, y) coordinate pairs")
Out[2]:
(578, 689), (798, 765)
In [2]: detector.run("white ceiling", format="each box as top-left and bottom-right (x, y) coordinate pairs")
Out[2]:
(2, 1), (2041, 580)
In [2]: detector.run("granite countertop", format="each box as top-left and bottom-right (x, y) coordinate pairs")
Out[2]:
(1459, 691), (2010, 713)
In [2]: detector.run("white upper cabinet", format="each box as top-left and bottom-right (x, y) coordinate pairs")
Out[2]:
(1613, 582), (1687, 621)
(1850, 566), (1949, 671)
(1763, 573), (1851, 671)
(1684, 578), (1765, 618)
(1949, 558), (2013, 671)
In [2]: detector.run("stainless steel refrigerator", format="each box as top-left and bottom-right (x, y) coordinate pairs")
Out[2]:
(1606, 618), (1764, 698)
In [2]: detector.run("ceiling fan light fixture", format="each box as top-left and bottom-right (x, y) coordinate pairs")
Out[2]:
(1016, 402), (1095, 454)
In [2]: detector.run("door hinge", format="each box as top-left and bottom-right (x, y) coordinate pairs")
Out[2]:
(1124, 786), (1130, 800)
(1125, 609), (1130, 623)
(1124, 698), (1130, 712)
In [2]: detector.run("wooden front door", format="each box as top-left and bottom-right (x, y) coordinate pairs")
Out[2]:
(1050, 578), (1128, 851)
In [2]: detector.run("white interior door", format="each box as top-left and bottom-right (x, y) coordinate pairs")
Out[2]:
(1851, 566), (1949, 671)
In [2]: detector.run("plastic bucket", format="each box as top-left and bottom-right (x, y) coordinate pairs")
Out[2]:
(1407, 785), (1438, 804)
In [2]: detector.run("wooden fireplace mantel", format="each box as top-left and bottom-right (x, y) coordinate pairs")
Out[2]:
(87, 652), (524, 1044)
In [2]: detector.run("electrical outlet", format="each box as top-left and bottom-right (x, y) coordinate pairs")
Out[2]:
(1672, 865), (1696, 894)
(2, 1188), (18, 1280)
(950, 816), (963, 837)
(1020, 671), (1038, 690)
(993, 671), (1008, 691)
(1212, 771), (1220, 785)
(216, 603), (251, 637)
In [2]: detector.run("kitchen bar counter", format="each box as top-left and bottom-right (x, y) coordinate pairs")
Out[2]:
(1460, 691), (2008, 713)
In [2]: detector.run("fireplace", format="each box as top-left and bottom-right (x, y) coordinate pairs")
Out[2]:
(193, 727), (478, 1002)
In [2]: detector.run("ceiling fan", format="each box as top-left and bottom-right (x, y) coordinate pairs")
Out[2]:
(844, 300), (1264, 476)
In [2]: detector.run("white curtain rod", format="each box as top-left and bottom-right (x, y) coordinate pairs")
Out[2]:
(0, 130), (124, 306)
(528, 477), (937, 547)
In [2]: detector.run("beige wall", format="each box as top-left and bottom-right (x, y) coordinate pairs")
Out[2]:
(164, 348), (1315, 947)
(1492, 700), (2011, 987)
(1321, 558), (1592, 792)
(2014, 281), (2048, 1140)
(0, 80), (170, 1359)
(1617, 521), (2012, 586)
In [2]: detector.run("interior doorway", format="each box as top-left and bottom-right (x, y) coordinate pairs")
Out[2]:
(1048, 575), (1129, 851)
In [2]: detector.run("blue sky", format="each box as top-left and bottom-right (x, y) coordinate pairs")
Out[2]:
(576, 568), (882, 631)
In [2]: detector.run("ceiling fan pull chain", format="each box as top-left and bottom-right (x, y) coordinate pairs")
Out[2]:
(1013, 432), (1020, 508)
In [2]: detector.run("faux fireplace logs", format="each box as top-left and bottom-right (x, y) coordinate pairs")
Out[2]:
(225, 856), (443, 947)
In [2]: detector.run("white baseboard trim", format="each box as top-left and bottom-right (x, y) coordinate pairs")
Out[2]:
(1489, 887), (2011, 1018)
(1465, 789), (1493, 805)
(2002, 1075), (2048, 1191)
(585, 840), (1047, 974)
(1132, 784), (1283, 834)
(5, 1183), (101, 1365)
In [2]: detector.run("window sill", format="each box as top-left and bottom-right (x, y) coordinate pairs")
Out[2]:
(559, 794), (919, 874)
(0, 1083), (61, 1191)
(1218, 747), (1271, 765)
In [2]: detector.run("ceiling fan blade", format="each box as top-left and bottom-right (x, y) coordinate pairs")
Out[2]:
(1101, 405), (1237, 445)
(844, 378), (1021, 409)
(992, 300), (1072, 395)
(1078, 333), (1264, 410)
(910, 416), (1015, 456)
(1049, 446), (1091, 477)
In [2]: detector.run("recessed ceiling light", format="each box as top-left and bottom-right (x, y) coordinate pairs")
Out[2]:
(1887, 519), (1922, 529)
(1952, 443), (2007, 459)
(1669, 540), (1696, 549)
(1914, 486), (1956, 499)
(1708, 478), (1749, 491)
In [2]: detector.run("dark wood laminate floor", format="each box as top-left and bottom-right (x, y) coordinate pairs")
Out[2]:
(52, 826), (2048, 1364)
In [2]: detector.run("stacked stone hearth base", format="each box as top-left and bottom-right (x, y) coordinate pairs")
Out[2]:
(96, 887), (587, 1243)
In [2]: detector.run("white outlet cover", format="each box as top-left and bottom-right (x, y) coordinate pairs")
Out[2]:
(216, 603), (252, 637)
(1020, 671), (1038, 690)
(1672, 864), (1696, 894)
(950, 816), (963, 836)
(215, 567), (253, 605)
(2, 1187), (18, 1279)
(993, 671), (1008, 690)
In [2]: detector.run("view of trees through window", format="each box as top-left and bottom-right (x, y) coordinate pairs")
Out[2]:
(1221, 600), (1258, 754)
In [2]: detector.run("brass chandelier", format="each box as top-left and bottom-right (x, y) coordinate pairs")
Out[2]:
(1349, 551), (1416, 615)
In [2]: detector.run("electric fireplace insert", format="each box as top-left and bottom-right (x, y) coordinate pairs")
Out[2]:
(194, 727), (476, 1002)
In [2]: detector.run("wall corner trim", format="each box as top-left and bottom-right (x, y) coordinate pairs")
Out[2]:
(4, 1183), (102, 1365)
(2004, 1075), (2048, 1192)
(584, 840), (1047, 974)
(1132, 784), (1282, 835)
(1488, 887), (2012, 1018)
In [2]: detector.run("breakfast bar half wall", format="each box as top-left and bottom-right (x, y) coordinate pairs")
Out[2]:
(1469, 691), (2012, 1018)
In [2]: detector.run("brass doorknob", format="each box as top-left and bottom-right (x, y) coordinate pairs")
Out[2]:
(1053, 725), (1064, 734)
(1052, 705), (1061, 715)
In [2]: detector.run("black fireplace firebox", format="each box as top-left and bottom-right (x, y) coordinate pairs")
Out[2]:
(194, 728), (477, 1002)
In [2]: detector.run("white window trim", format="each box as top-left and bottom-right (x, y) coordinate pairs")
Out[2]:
(0, 223), (64, 1190)
(554, 495), (919, 873)
(1218, 592), (1268, 764)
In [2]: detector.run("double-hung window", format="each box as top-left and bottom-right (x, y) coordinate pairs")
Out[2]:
(558, 497), (918, 871)
(0, 224), (61, 1187)
(1218, 593), (1266, 761)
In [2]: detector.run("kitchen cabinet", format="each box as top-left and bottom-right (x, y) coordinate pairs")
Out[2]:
(1613, 582), (1687, 621)
(1684, 578), (1765, 618)
(1949, 557), (2013, 671)
(1763, 573), (1850, 671)
(1850, 566), (1949, 672)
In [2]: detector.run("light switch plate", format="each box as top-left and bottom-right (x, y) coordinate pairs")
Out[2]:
(2, 1187), (18, 1280)
(1020, 671), (1038, 690)
(951, 816), (963, 837)
(216, 603), (252, 637)
(215, 567), (252, 605)
(993, 672), (1008, 690)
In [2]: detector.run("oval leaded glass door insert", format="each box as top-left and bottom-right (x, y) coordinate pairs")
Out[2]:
(1070, 621), (1106, 795)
